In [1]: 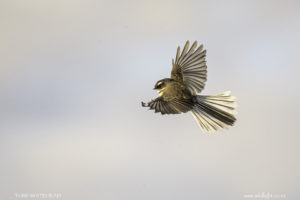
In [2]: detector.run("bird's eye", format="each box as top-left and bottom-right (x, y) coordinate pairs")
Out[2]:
(156, 82), (164, 89)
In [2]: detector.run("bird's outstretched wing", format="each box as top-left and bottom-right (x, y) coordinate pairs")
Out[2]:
(141, 97), (193, 115)
(171, 41), (207, 95)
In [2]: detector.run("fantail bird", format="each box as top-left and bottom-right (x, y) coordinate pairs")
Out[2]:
(141, 40), (237, 133)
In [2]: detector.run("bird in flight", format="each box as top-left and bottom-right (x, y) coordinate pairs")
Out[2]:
(142, 41), (237, 133)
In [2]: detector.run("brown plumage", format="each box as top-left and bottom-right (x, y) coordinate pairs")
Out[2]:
(142, 41), (237, 133)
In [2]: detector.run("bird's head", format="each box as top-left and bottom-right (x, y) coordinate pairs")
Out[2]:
(154, 78), (172, 96)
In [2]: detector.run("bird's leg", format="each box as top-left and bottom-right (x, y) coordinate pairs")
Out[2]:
(141, 102), (148, 107)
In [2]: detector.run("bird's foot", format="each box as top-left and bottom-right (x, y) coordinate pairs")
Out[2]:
(141, 102), (147, 107)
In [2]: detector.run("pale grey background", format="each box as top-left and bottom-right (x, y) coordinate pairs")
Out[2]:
(0, 0), (299, 199)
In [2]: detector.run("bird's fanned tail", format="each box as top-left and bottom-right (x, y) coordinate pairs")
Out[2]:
(191, 91), (237, 133)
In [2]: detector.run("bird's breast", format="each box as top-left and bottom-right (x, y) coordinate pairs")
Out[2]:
(161, 84), (184, 99)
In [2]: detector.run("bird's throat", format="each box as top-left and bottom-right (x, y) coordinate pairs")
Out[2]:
(156, 88), (165, 96)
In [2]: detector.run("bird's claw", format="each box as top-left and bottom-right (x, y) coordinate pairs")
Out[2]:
(141, 101), (147, 107)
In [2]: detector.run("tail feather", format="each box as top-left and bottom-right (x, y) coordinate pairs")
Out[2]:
(191, 91), (237, 133)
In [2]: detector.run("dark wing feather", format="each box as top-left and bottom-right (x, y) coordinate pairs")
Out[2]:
(171, 40), (207, 95)
(141, 97), (193, 115)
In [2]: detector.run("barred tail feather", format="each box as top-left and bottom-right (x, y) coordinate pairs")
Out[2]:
(191, 91), (237, 133)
